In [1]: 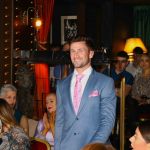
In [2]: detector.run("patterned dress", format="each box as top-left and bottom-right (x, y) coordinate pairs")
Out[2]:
(0, 126), (30, 150)
(132, 75), (150, 103)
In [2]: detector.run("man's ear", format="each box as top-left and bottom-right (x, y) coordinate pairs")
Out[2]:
(89, 50), (94, 59)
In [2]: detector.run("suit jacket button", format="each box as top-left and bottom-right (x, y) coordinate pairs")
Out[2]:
(76, 117), (79, 120)
(74, 133), (76, 135)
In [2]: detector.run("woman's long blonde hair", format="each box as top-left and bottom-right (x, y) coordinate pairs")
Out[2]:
(46, 92), (56, 137)
(0, 98), (16, 129)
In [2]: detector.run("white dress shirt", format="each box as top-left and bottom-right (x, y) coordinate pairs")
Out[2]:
(71, 66), (93, 104)
(126, 62), (142, 77)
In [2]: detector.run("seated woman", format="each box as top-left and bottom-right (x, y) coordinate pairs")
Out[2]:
(129, 120), (150, 150)
(0, 98), (30, 149)
(34, 92), (56, 148)
(0, 84), (29, 135)
(131, 53), (150, 115)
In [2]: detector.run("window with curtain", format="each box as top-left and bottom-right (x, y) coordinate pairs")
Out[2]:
(134, 6), (150, 52)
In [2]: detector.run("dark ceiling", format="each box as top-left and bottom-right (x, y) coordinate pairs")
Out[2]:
(115, 0), (150, 4)
(55, 0), (150, 5)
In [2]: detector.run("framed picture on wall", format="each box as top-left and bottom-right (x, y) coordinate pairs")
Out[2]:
(61, 16), (78, 44)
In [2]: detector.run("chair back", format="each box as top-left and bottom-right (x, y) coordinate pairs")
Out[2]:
(31, 137), (51, 150)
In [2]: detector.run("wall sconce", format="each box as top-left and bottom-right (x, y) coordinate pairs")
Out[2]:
(124, 38), (147, 61)
(22, 7), (42, 30)
(33, 17), (42, 30)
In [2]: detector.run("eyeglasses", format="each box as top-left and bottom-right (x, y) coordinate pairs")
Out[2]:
(116, 60), (127, 63)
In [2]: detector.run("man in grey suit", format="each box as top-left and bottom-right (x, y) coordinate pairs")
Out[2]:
(54, 35), (116, 150)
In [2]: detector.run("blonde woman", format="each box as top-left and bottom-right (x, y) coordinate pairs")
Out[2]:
(131, 53), (150, 114)
(0, 98), (30, 150)
(132, 53), (150, 104)
(34, 92), (56, 148)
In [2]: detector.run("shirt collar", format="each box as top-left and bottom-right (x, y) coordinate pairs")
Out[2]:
(73, 66), (93, 77)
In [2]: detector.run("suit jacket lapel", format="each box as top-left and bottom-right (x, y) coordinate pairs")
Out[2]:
(65, 74), (75, 114)
(78, 70), (95, 115)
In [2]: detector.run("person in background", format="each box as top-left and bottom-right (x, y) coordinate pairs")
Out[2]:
(62, 41), (70, 52)
(54, 35), (116, 150)
(103, 51), (134, 147)
(132, 53), (150, 105)
(61, 41), (73, 78)
(131, 53), (150, 116)
(49, 44), (62, 90)
(103, 51), (134, 97)
(53, 41), (73, 80)
(126, 47), (143, 77)
(129, 120), (150, 150)
(0, 98), (30, 150)
(34, 92), (56, 149)
(0, 84), (29, 135)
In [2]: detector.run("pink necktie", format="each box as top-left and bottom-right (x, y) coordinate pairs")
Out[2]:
(73, 74), (83, 114)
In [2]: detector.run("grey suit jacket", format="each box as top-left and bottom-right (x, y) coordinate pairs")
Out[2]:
(54, 70), (116, 150)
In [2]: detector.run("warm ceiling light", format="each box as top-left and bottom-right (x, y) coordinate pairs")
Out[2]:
(124, 38), (147, 54)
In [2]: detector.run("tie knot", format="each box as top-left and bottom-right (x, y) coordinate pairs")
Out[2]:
(76, 74), (83, 81)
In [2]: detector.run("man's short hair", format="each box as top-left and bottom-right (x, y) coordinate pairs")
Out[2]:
(117, 51), (129, 60)
(70, 35), (95, 51)
(133, 47), (144, 55)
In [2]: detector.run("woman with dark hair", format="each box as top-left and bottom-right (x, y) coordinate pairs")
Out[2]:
(0, 98), (30, 149)
(130, 121), (150, 150)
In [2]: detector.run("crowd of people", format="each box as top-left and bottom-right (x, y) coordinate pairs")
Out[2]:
(0, 35), (150, 150)
(0, 84), (29, 135)
(103, 46), (150, 149)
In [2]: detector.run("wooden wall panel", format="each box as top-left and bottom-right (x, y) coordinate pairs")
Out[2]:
(0, 0), (13, 87)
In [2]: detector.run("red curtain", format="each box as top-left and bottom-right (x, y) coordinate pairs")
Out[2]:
(34, 0), (54, 100)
